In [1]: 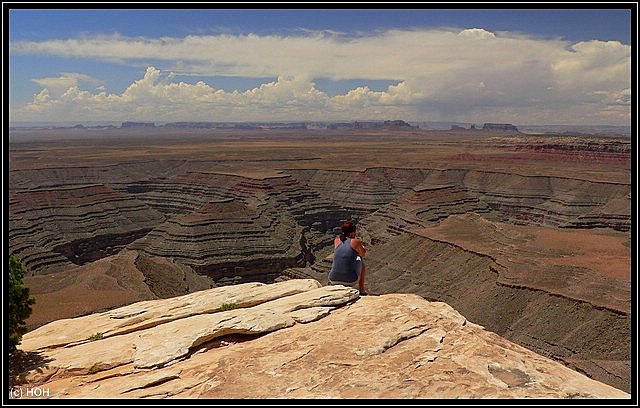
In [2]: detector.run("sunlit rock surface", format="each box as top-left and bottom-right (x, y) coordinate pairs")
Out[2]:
(12, 280), (629, 400)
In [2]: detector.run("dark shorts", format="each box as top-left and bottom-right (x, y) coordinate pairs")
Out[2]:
(328, 256), (363, 289)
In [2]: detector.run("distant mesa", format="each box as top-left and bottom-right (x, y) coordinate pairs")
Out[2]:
(121, 121), (156, 128)
(450, 123), (519, 132)
(121, 120), (512, 132)
(15, 120), (518, 133)
(163, 122), (250, 129)
(329, 120), (415, 130)
(121, 120), (415, 131)
(162, 122), (307, 130)
(10, 121), (630, 137)
(450, 124), (471, 131)
(482, 123), (519, 132)
(357, 120), (414, 129)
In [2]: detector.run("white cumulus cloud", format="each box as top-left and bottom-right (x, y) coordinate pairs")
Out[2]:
(10, 28), (631, 125)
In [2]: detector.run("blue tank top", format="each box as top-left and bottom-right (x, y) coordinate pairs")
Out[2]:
(329, 238), (358, 282)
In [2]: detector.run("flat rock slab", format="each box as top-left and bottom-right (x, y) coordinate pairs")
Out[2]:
(20, 278), (326, 351)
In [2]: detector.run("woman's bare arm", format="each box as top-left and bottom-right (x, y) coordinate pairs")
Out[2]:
(351, 238), (367, 257)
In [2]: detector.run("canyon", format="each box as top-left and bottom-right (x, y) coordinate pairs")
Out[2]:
(8, 125), (632, 394)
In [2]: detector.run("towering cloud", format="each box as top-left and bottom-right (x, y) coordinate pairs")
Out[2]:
(10, 28), (630, 124)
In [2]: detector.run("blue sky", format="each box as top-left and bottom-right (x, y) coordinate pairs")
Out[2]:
(6, 6), (633, 126)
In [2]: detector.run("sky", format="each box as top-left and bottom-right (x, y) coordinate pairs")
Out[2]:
(5, 5), (634, 126)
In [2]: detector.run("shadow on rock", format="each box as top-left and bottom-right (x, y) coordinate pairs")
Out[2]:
(9, 350), (53, 387)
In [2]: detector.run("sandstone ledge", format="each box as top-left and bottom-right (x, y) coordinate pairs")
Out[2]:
(12, 279), (629, 399)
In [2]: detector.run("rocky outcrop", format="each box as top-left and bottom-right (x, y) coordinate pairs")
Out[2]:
(10, 279), (629, 399)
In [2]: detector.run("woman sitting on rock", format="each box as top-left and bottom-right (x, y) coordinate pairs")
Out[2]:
(328, 220), (367, 295)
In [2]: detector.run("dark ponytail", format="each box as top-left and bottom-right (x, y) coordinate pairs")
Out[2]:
(339, 220), (356, 242)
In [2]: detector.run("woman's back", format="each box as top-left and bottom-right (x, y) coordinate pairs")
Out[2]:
(329, 237), (358, 282)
